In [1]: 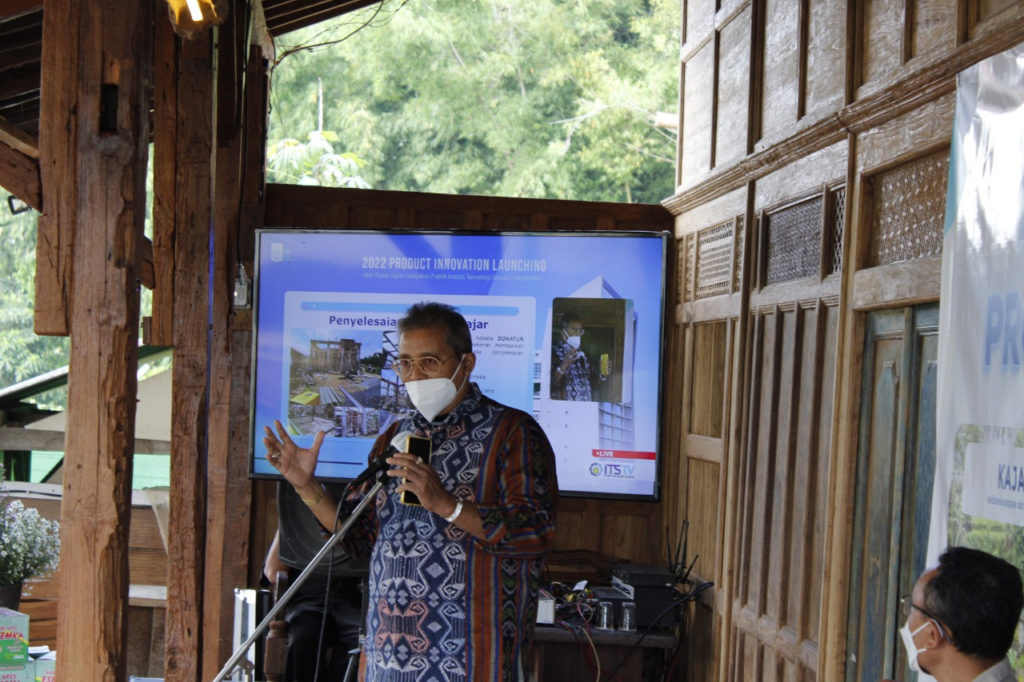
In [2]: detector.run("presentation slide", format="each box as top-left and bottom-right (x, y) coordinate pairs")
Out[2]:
(250, 229), (668, 500)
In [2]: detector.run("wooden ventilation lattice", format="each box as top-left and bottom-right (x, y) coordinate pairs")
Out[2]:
(695, 220), (734, 299)
(870, 150), (948, 266)
(677, 233), (698, 304)
(764, 196), (823, 285)
(733, 215), (745, 292)
(827, 187), (845, 275)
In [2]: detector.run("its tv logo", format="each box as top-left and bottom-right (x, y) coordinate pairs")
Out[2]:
(588, 462), (636, 478)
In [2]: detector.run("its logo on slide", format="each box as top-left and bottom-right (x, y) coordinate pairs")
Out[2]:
(588, 462), (636, 479)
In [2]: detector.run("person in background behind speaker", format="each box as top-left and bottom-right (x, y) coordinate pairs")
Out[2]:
(263, 301), (559, 682)
(887, 546), (1023, 682)
(551, 311), (608, 401)
(261, 481), (365, 682)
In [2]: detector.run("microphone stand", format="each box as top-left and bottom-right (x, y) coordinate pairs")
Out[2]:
(212, 478), (383, 682)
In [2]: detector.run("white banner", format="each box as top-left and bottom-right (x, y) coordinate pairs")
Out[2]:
(930, 41), (1024, 678)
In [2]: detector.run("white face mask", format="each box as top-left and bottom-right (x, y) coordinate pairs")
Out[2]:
(899, 620), (930, 672)
(566, 334), (581, 349)
(405, 355), (466, 421)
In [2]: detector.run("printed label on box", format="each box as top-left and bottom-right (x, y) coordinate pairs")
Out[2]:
(0, 662), (33, 682)
(0, 610), (29, 665)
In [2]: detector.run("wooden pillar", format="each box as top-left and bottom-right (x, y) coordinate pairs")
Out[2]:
(163, 24), (216, 682)
(34, 0), (80, 336)
(49, 0), (153, 679)
(200, 7), (259, 675)
(150, 7), (179, 348)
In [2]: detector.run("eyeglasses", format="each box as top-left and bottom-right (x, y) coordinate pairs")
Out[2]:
(900, 596), (950, 641)
(565, 326), (585, 335)
(391, 355), (452, 378)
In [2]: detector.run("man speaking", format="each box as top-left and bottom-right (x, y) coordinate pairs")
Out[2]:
(264, 301), (559, 681)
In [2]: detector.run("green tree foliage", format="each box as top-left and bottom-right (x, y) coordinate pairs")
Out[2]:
(268, 129), (370, 187)
(267, 0), (679, 203)
(0, 205), (69, 404)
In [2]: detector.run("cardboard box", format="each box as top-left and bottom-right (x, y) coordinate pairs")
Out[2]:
(0, 663), (33, 682)
(0, 609), (28, 664)
(31, 658), (53, 682)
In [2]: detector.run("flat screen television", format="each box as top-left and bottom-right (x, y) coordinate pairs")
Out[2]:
(250, 228), (669, 500)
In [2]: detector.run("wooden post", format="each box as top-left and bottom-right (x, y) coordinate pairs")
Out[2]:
(200, 8), (256, 676)
(149, 8), (179, 348)
(164, 24), (215, 682)
(52, 0), (152, 679)
(34, 0), (81, 336)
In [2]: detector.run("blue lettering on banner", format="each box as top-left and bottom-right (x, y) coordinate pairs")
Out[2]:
(984, 291), (1024, 369)
(997, 464), (1024, 493)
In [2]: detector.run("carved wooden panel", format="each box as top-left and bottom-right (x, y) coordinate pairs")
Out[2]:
(679, 231), (697, 304)
(733, 215), (746, 292)
(859, 0), (903, 89)
(805, 0), (846, 118)
(684, 0), (717, 45)
(681, 41), (715, 189)
(690, 321), (727, 437)
(686, 457), (722, 583)
(868, 149), (948, 266)
(827, 186), (846, 275)
(717, 8), (752, 167)
(761, 0), (801, 142)
(910, 0), (957, 61)
(968, 0), (1021, 38)
(731, 301), (838, 681)
(763, 196), (824, 285)
(697, 220), (736, 300)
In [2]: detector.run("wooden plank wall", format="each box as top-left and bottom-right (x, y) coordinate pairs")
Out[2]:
(257, 184), (676, 570)
(664, 1), (1024, 681)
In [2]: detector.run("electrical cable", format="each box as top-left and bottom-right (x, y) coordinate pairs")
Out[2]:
(581, 623), (600, 681)
(556, 620), (584, 682)
(602, 580), (715, 682)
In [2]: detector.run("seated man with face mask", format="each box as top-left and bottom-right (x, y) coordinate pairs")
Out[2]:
(897, 546), (1023, 682)
(263, 301), (559, 682)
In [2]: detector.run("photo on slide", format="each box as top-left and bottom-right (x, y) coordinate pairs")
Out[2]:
(549, 297), (629, 404)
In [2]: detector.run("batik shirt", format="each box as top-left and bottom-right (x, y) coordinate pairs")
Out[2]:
(972, 658), (1017, 682)
(347, 383), (558, 681)
(552, 341), (594, 401)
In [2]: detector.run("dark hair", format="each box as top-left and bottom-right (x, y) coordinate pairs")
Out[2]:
(559, 311), (581, 329)
(398, 301), (473, 355)
(923, 546), (1023, 660)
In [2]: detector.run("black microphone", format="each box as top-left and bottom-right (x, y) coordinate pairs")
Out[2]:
(347, 430), (414, 488)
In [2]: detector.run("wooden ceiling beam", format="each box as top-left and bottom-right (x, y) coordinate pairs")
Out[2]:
(0, 0), (40, 22)
(0, 116), (40, 210)
(0, 142), (40, 210)
(262, 0), (379, 36)
(0, 41), (42, 70)
(0, 426), (170, 455)
(0, 114), (36, 157)
(0, 69), (41, 104)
